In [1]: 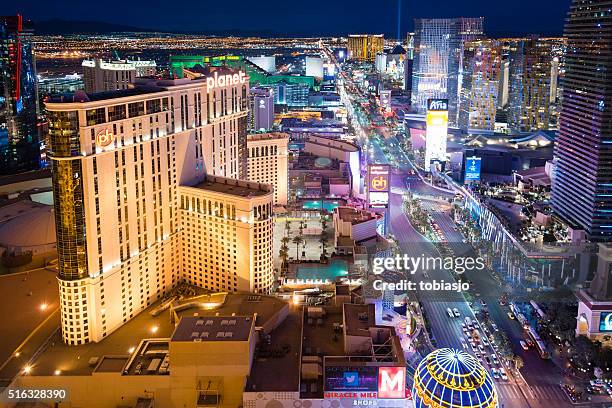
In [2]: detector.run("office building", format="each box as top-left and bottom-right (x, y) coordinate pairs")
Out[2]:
(271, 81), (310, 107)
(82, 59), (156, 94)
(507, 39), (560, 132)
(45, 68), (255, 345)
(0, 15), (40, 175)
(458, 40), (502, 131)
(179, 175), (275, 294)
(38, 74), (84, 97)
(347, 34), (384, 61)
(247, 132), (289, 206)
(411, 17), (484, 126)
(248, 86), (274, 132)
(246, 55), (276, 73)
(305, 56), (324, 79)
(552, 0), (612, 241)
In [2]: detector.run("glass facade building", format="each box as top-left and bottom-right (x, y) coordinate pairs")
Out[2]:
(411, 18), (484, 126)
(507, 38), (561, 132)
(0, 15), (40, 174)
(458, 40), (502, 131)
(552, 0), (612, 241)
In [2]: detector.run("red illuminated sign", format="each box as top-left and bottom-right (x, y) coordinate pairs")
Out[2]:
(377, 367), (406, 399)
(96, 128), (114, 148)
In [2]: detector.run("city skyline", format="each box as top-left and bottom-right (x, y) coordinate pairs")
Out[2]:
(3, 0), (572, 37)
(0, 0), (611, 407)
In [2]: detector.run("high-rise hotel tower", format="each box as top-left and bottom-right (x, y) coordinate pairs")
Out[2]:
(46, 68), (275, 345)
(552, 0), (612, 241)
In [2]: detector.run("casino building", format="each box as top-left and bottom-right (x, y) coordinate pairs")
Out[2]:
(45, 69), (275, 345)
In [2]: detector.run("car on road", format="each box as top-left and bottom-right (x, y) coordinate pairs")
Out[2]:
(447, 308), (454, 318)
(491, 354), (499, 365)
(453, 308), (460, 317)
(478, 344), (485, 352)
(481, 337), (489, 347)
(499, 368), (508, 380)
(507, 312), (515, 320)
(520, 340), (529, 350)
(484, 356), (492, 365)
(491, 323), (499, 332)
(491, 368), (500, 379)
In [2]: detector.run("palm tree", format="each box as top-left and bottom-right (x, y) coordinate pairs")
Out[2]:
(279, 246), (289, 271)
(292, 235), (304, 261)
(285, 220), (291, 237)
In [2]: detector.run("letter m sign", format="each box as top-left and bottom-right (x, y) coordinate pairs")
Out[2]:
(377, 367), (406, 398)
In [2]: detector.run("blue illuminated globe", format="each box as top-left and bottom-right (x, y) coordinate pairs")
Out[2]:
(413, 348), (498, 408)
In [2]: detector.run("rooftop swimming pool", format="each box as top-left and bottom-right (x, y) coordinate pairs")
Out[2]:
(301, 200), (340, 212)
(295, 259), (349, 281)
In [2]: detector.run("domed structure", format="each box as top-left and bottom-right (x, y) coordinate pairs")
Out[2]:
(413, 348), (498, 408)
(0, 203), (56, 255)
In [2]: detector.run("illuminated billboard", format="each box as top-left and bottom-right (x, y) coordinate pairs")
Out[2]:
(600, 312), (612, 332)
(367, 164), (390, 208)
(380, 90), (391, 110)
(324, 366), (378, 392)
(464, 156), (482, 182)
(324, 366), (407, 400)
(425, 98), (448, 172)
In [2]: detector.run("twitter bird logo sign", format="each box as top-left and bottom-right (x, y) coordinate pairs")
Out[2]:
(343, 372), (360, 387)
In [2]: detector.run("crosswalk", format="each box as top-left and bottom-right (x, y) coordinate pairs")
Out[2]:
(496, 382), (567, 402)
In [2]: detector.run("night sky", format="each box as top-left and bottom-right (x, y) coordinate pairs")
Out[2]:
(3, 0), (572, 37)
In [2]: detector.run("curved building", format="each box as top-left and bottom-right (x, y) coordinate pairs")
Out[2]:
(413, 348), (498, 408)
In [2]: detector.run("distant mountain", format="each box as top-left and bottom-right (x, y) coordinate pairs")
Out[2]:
(33, 19), (290, 37)
(34, 19), (156, 35)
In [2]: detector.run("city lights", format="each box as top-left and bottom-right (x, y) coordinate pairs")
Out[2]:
(0, 2), (610, 407)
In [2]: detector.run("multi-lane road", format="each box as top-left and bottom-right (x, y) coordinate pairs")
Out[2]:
(333, 61), (592, 406)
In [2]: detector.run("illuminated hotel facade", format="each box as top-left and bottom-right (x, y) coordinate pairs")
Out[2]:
(247, 132), (289, 205)
(347, 34), (384, 62)
(552, 0), (612, 241)
(82, 59), (157, 94)
(411, 18), (484, 126)
(46, 69), (274, 345)
(458, 40), (502, 131)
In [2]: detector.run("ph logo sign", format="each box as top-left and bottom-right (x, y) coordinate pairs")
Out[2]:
(378, 367), (405, 399)
(370, 175), (388, 191)
(96, 128), (114, 148)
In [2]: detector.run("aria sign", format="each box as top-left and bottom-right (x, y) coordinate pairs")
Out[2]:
(206, 71), (247, 93)
(96, 128), (114, 149)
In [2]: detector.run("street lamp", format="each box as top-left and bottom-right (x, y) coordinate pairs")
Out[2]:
(40, 303), (48, 311)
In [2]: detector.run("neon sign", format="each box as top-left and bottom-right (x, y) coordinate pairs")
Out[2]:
(206, 71), (247, 93)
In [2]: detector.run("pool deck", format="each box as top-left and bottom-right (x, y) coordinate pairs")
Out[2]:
(286, 257), (353, 282)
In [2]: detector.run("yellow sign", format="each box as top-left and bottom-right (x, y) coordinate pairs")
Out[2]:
(371, 175), (388, 191)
